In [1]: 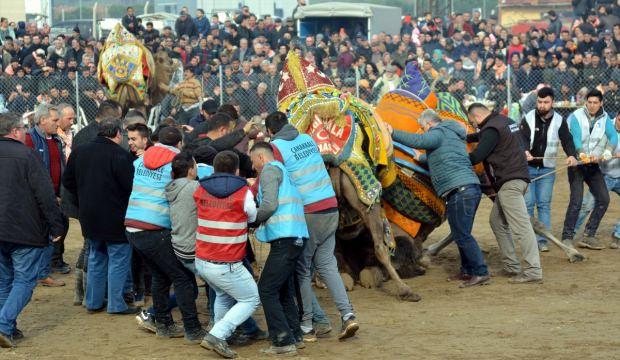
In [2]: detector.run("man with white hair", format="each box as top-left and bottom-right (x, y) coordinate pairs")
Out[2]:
(388, 109), (490, 288)
(25, 104), (67, 286)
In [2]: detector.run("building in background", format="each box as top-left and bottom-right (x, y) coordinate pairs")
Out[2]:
(1, 0), (26, 22)
(499, 0), (571, 26)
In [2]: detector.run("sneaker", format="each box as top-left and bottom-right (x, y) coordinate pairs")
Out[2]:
(185, 327), (208, 344)
(295, 339), (306, 349)
(539, 243), (549, 252)
(508, 275), (543, 284)
(302, 329), (317, 342)
(201, 333), (238, 359)
(227, 332), (250, 346)
(87, 305), (106, 314)
(562, 238), (574, 248)
(136, 310), (157, 333)
(259, 344), (297, 356)
(38, 276), (65, 287)
(313, 322), (332, 337)
(246, 328), (269, 341)
(498, 268), (520, 278)
(156, 323), (185, 338)
(110, 307), (140, 315)
(52, 263), (71, 274)
(0, 331), (14, 348)
(13, 328), (23, 341)
(338, 315), (359, 341)
(577, 235), (605, 250)
(123, 293), (135, 305)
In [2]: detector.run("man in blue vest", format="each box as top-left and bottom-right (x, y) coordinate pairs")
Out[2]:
(125, 127), (206, 343)
(265, 111), (359, 342)
(563, 89), (618, 249)
(249, 142), (309, 356)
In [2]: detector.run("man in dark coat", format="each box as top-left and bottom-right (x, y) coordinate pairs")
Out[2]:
(175, 11), (198, 39)
(0, 113), (64, 348)
(63, 118), (137, 314)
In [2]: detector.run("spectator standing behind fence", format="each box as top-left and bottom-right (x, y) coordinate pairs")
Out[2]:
(467, 103), (543, 284)
(0, 113), (63, 348)
(122, 7), (139, 36)
(24, 104), (68, 286)
(519, 88), (579, 252)
(62, 118), (137, 315)
(562, 89), (618, 249)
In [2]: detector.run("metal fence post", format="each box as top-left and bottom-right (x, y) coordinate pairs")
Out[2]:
(506, 64), (512, 119)
(218, 65), (223, 106)
(355, 66), (360, 98)
(75, 71), (81, 130)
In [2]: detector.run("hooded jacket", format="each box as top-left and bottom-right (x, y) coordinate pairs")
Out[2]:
(166, 178), (199, 261)
(125, 144), (180, 229)
(392, 120), (480, 197)
(194, 173), (256, 262)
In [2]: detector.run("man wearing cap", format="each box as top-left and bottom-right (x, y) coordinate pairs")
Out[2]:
(176, 11), (198, 39)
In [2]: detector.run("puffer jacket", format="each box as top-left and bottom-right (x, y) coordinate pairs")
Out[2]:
(392, 120), (480, 197)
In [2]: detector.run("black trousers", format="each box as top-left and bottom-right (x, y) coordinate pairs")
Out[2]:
(127, 229), (200, 331)
(562, 164), (610, 240)
(131, 250), (151, 297)
(51, 214), (69, 267)
(258, 237), (305, 347)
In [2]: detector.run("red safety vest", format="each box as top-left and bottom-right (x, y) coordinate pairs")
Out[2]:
(194, 185), (249, 262)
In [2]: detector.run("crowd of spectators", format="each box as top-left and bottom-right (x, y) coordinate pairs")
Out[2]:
(2, 2), (620, 122)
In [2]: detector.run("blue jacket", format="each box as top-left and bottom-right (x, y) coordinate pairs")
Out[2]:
(392, 120), (480, 197)
(271, 124), (335, 207)
(125, 144), (179, 229)
(197, 163), (214, 179)
(194, 16), (211, 38)
(27, 125), (65, 174)
(256, 161), (309, 242)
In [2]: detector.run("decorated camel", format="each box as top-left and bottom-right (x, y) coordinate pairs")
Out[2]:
(277, 52), (585, 301)
(98, 23), (178, 113)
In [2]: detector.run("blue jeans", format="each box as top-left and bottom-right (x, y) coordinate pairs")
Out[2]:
(207, 258), (260, 335)
(36, 242), (54, 280)
(85, 239), (132, 313)
(525, 166), (556, 245)
(576, 175), (620, 237)
(195, 259), (260, 340)
(446, 185), (488, 276)
(0, 243), (44, 336)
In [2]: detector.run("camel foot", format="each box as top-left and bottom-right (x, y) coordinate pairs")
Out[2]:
(359, 266), (383, 289)
(340, 273), (355, 291)
(418, 250), (431, 269)
(396, 283), (421, 302)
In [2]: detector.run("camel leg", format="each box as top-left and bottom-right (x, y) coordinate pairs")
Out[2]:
(530, 217), (586, 263)
(339, 170), (421, 302)
(390, 222), (429, 272)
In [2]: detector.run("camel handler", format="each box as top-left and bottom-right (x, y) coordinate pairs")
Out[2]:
(387, 109), (490, 288)
(519, 87), (579, 252)
(467, 103), (543, 284)
(562, 89), (618, 249)
(249, 142), (308, 356)
(171, 66), (203, 125)
(265, 111), (359, 341)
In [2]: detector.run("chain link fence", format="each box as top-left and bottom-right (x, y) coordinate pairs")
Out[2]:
(4, 62), (619, 129)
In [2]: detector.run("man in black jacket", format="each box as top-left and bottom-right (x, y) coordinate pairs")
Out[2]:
(0, 113), (64, 348)
(467, 103), (543, 284)
(63, 118), (137, 315)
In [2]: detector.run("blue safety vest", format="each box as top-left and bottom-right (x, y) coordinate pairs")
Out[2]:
(197, 163), (214, 179)
(272, 134), (335, 206)
(256, 161), (309, 242)
(125, 157), (173, 228)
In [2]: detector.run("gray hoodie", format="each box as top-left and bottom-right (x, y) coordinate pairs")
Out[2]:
(165, 178), (199, 261)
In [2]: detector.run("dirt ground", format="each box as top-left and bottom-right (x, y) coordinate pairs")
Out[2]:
(2, 173), (620, 360)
